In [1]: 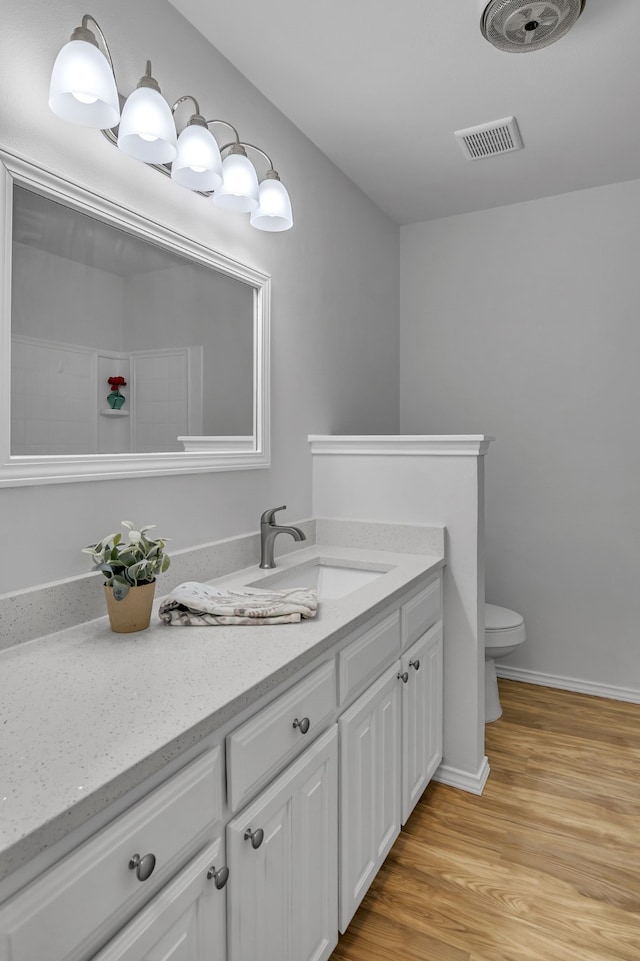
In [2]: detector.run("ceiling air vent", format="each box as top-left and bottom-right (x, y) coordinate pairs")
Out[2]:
(455, 116), (524, 161)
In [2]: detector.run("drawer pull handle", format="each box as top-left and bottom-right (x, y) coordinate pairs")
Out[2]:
(207, 864), (230, 889)
(397, 671), (409, 684)
(244, 827), (264, 849)
(128, 852), (156, 882)
(292, 716), (310, 734)
(409, 659), (421, 671)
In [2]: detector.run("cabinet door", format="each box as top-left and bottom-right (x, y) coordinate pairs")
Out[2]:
(227, 726), (338, 961)
(92, 839), (227, 961)
(0, 749), (222, 961)
(338, 663), (402, 933)
(401, 622), (443, 825)
(292, 731), (339, 961)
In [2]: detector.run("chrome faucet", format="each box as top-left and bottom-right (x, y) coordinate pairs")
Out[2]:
(259, 506), (306, 569)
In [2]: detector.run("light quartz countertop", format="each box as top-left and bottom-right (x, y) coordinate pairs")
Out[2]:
(0, 542), (443, 882)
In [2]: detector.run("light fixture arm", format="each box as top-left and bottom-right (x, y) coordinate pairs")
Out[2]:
(137, 60), (162, 93)
(220, 141), (277, 178)
(206, 120), (241, 146)
(172, 94), (206, 126)
(173, 95), (200, 113)
(75, 14), (118, 89)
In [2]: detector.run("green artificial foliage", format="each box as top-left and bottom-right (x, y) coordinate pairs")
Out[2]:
(82, 521), (170, 600)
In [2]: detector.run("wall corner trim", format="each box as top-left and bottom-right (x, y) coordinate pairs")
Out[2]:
(433, 756), (490, 795)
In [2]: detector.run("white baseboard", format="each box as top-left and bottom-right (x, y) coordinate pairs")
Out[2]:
(433, 755), (490, 795)
(496, 664), (640, 704)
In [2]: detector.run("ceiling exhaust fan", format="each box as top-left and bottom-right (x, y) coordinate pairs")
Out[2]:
(479, 0), (585, 52)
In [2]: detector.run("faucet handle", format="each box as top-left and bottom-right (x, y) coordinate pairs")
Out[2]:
(260, 505), (287, 526)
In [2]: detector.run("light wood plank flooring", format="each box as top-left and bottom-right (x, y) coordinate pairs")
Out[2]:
(330, 679), (640, 961)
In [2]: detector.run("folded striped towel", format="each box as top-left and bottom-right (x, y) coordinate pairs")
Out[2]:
(159, 581), (318, 626)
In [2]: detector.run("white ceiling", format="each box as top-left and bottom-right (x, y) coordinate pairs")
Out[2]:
(168, 0), (640, 225)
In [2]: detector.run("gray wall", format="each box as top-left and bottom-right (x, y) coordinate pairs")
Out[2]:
(400, 178), (640, 696)
(13, 243), (124, 351)
(0, 0), (400, 592)
(124, 264), (254, 436)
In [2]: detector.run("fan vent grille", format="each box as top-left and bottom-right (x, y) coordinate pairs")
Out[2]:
(455, 117), (524, 161)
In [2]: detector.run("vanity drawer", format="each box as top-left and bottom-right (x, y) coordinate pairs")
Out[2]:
(0, 748), (222, 961)
(226, 660), (336, 811)
(338, 610), (401, 705)
(401, 575), (442, 650)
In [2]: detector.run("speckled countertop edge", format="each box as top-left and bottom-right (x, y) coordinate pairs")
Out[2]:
(0, 531), (444, 882)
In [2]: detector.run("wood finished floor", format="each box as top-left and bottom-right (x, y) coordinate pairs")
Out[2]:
(330, 679), (640, 961)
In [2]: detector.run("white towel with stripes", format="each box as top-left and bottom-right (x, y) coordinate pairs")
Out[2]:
(159, 581), (318, 626)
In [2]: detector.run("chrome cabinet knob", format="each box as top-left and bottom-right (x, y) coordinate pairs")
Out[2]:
(292, 716), (310, 734)
(207, 864), (230, 889)
(409, 658), (421, 671)
(397, 671), (409, 684)
(128, 852), (156, 882)
(244, 827), (264, 849)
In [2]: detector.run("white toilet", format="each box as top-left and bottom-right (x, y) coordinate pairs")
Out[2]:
(484, 603), (526, 722)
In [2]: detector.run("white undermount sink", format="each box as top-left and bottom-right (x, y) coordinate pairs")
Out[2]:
(247, 558), (391, 600)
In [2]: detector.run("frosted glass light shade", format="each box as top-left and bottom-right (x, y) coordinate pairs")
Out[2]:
(250, 178), (294, 231)
(172, 125), (223, 191)
(213, 153), (259, 212)
(117, 87), (177, 164)
(49, 39), (120, 128)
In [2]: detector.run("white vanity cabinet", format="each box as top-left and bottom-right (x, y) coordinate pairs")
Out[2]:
(90, 840), (227, 961)
(226, 726), (338, 961)
(0, 565), (443, 961)
(226, 661), (336, 813)
(339, 664), (402, 931)
(338, 579), (443, 931)
(0, 748), (224, 961)
(400, 621), (443, 824)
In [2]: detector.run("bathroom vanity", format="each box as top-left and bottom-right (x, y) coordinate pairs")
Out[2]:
(0, 538), (443, 961)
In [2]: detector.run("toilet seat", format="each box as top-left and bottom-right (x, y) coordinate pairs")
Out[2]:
(485, 603), (523, 632)
(485, 603), (526, 649)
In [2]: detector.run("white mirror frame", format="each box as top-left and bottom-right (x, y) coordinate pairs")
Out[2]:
(0, 150), (270, 486)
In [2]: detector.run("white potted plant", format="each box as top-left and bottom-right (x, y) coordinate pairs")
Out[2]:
(82, 521), (170, 633)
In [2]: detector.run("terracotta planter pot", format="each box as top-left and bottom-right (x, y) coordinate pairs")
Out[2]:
(104, 581), (156, 634)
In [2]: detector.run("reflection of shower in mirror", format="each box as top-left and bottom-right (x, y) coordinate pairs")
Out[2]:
(10, 337), (204, 456)
(10, 183), (254, 456)
(0, 149), (271, 485)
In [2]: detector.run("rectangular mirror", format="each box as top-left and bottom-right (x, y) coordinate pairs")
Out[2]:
(0, 151), (270, 485)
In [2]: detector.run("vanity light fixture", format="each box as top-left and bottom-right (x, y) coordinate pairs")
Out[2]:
(251, 169), (294, 233)
(214, 143), (260, 212)
(48, 15), (294, 231)
(117, 61), (178, 164)
(171, 97), (223, 192)
(48, 15), (120, 129)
